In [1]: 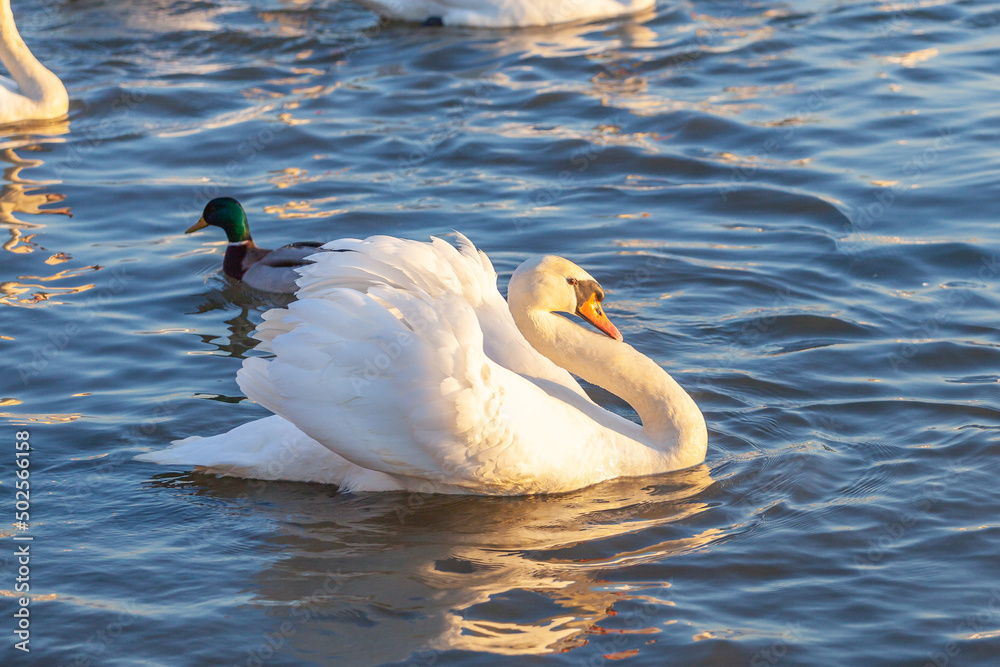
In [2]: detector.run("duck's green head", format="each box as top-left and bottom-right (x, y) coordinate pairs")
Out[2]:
(186, 197), (251, 243)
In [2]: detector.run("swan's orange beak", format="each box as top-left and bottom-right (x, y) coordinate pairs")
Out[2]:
(577, 293), (623, 342)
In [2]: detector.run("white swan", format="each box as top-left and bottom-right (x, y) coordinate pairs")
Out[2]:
(356, 0), (655, 28)
(0, 0), (68, 124)
(137, 234), (706, 495)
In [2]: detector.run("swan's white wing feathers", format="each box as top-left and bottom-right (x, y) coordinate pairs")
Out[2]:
(238, 287), (478, 482)
(298, 235), (588, 400)
(238, 287), (605, 494)
(235, 237), (613, 493)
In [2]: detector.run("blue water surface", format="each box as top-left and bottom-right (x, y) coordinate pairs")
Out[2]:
(2, 0), (1000, 665)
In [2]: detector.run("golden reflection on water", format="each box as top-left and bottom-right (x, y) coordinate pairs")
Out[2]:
(160, 465), (719, 661)
(118, 0), (243, 33)
(3, 229), (37, 254)
(0, 144), (72, 232)
(157, 56), (326, 139)
(17, 266), (99, 283)
(471, 9), (803, 123)
(483, 15), (660, 60)
(0, 281), (95, 307)
(0, 132), (106, 308)
(1, 411), (82, 425)
(263, 196), (347, 218)
(881, 47), (939, 68)
(596, 9), (780, 117)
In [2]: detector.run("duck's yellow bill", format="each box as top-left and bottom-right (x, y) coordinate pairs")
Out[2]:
(185, 217), (208, 234)
(577, 294), (623, 342)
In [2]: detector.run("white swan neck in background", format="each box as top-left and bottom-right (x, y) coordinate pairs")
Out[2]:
(354, 0), (656, 29)
(0, 0), (68, 123)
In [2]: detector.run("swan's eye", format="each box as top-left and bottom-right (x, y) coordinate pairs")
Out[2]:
(566, 277), (578, 285)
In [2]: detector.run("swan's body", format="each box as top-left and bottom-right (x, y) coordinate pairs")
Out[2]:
(0, 0), (68, 124)
(357, 0), (655, 28)
(138, 233), (706, 495)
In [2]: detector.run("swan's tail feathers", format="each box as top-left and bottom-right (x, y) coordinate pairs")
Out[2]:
(133, 414), (403, 488)
(133, 434), (205, 465)
(133, 415), (313, 471)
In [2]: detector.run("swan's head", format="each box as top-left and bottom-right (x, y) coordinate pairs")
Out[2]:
(509, 255), (623, 342)
(186, 197), (251, 243)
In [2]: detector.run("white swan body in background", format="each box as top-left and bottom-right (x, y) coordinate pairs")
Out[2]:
(137, 234), (707, 495)
(0, 0), (68, 124)
(356, 0), (655, 28)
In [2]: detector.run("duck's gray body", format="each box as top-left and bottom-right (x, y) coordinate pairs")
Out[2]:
(224, 241), (325, 293)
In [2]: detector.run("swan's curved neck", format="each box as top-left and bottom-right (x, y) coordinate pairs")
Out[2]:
(512, 305), (706, 465)
(0, 1), (67, 110)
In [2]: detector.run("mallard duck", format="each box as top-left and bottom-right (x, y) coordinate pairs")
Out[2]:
(0, 0), (69, 124)
(356, 0), (655, 28)
(185, 197), (325, 293)
(138, 233), (707, 495)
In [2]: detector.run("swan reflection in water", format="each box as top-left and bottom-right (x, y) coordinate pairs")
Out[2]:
(0, 126), (103, 308)
(0, 125), (72, 252)
(153, 464), (718, 663)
